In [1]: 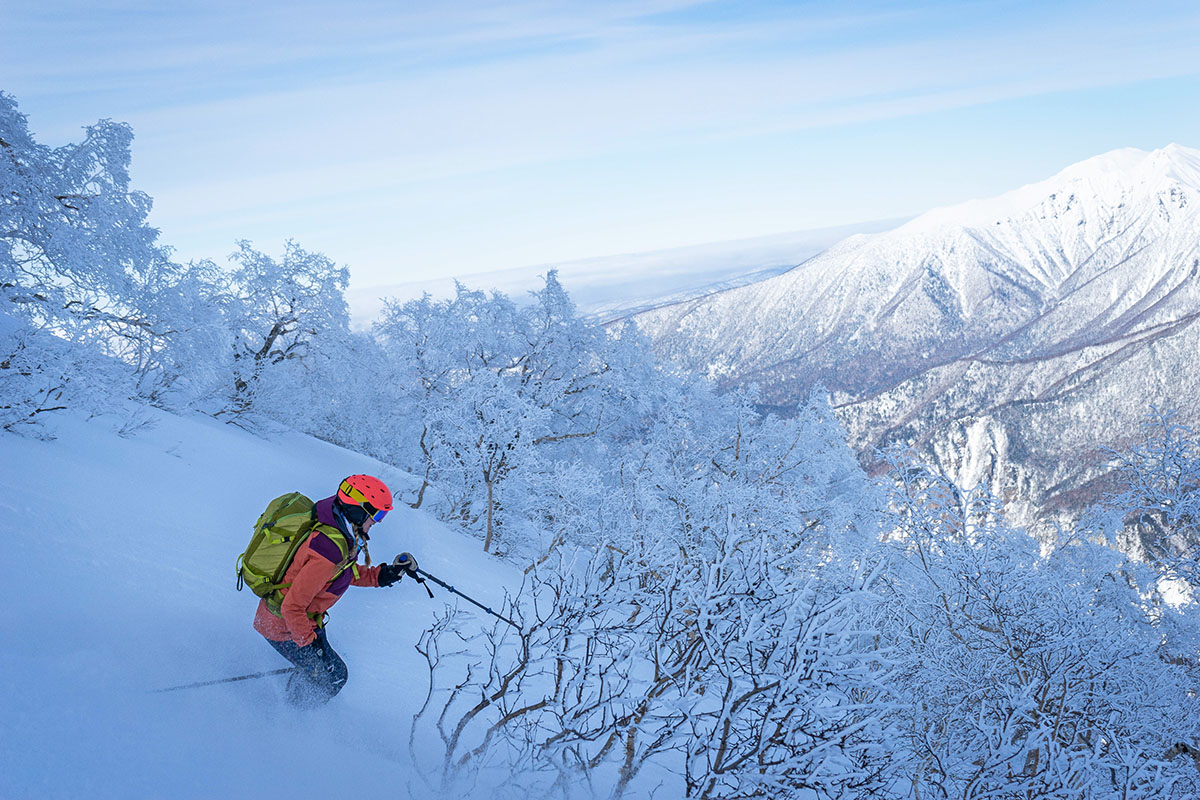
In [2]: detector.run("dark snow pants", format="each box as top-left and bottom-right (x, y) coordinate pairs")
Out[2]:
(266, 628), (348, 707)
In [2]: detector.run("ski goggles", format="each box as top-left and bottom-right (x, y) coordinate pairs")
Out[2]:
(340, 499), (388, 525)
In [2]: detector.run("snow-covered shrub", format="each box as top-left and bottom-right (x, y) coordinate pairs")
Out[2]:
(878, 450), (1200, 799)
(411, 523), (891, 799)
(1100, 407), (1200, 588)
(0, 322), (79, 432)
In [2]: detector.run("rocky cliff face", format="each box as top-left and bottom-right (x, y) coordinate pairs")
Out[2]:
(632, 145), (1200, 525)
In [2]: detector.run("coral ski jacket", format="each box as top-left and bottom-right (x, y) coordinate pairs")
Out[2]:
(253, 495), (381, 646)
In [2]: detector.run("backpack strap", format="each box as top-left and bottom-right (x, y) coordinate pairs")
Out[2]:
(312, 522), (357, 578)
(264, 524), (358, 617)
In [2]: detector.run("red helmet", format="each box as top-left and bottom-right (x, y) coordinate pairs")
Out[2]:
(337, 474), (393, 522)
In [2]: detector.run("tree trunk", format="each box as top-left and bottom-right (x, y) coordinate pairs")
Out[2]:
(484, 476), (495, 553)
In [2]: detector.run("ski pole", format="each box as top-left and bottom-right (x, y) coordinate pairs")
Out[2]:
(152, 667), (299, 693)
(414, 568), (520, 630)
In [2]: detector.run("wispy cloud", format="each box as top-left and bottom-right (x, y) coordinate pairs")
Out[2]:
(5, 0), (1200, 282)
(113, 2), (1200, 182)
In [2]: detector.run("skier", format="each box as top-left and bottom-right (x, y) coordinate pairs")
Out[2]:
(251, 474), (418, 706)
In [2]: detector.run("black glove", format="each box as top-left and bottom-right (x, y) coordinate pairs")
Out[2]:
(378, 562), (403, 587)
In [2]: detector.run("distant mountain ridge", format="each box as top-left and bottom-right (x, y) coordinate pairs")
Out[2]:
(346, 218), (905, 328)
(631, 145), (1200, 524)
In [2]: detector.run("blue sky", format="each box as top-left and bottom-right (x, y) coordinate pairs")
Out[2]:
(4, 0), (1200, 289)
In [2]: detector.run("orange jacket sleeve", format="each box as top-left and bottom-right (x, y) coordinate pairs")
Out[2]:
(280, 552), (340, 646)
(353, 564), (381, 587)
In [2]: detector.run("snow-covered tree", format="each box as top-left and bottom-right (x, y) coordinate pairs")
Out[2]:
(0, 91), (193, 427)
(215, 239), (350, 420)
(1101, 407), (1200, 588)
(375, 274), (629, 552)
(610, 377), (882, 568)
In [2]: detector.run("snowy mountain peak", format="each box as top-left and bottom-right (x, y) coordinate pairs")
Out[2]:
(1053, 142), (1200, 194)
(1149, 142), (1200, 187)
(631, 143), (1200, 528)
(904, 144), (1200, 233)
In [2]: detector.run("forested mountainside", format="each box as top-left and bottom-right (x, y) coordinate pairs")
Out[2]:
(633, 145), (1200, 523)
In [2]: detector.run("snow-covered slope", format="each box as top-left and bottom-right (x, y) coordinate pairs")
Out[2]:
(346, 218), (904, 328)
(633, 144), (1200, 522)
(0, 409), (520, 798)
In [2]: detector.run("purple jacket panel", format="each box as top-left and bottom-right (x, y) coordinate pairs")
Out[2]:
(310, 495), (358, 598)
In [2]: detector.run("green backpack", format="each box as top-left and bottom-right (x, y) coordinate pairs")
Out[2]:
(236, 492), (356, 615)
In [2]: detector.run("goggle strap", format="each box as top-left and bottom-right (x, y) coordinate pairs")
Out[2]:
(340, 480), (367, 504)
